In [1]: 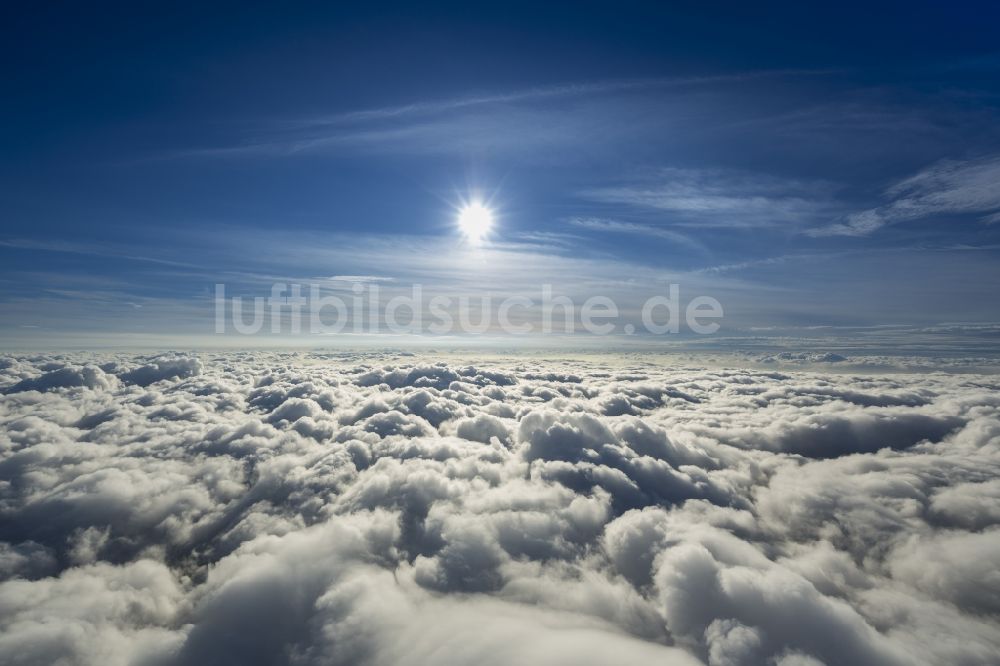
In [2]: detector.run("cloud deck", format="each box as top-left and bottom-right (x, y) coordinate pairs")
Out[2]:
(1, 351), (999, 665)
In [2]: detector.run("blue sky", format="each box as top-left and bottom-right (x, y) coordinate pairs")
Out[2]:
(2, 1), (1000, 348)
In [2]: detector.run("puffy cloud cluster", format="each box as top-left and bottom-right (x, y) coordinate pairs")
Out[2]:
(1, 351), (999, 665)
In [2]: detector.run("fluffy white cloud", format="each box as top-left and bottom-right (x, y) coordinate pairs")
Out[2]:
(1, 351), (999, 665)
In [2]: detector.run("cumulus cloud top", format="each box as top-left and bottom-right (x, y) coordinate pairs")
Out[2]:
(1, 351), (999, 665)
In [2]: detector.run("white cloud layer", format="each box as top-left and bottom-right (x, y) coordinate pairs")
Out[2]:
(1, 351), (999, 665)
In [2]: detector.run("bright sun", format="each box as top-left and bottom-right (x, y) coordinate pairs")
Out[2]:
(457, 202), (494, 244)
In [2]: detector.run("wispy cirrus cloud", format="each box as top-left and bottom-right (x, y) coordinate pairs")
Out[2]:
(694, 254), (803, 275)
(176, 70), (828, 160)
(580, 168), (840, 229)
(810, 154), (1000, 237)
(289, 76), (740, 127)
(565, 217), (707, 253)
(0, 238), (203, 270)
(326, 275), (396, 283)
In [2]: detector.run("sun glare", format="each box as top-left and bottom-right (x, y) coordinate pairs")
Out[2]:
(457, 202), (494, 244)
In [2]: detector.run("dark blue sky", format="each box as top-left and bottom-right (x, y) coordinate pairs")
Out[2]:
(2, 1), (1000, 346)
